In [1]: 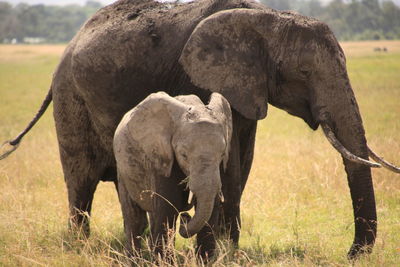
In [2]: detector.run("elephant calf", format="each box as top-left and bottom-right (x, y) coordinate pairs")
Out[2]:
(113, 91), (232, 256)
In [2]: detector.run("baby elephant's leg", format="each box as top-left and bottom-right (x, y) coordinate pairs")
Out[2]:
(117, 180), (148, 256)
(149, 171), (184, 261)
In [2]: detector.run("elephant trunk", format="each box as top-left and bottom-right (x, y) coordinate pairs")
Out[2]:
(315, 80), (377, 258)
(325, 118), (377, 258)
(179, 165), (221, 238)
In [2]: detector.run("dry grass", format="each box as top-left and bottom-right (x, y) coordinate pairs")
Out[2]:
(0, 41), (399, 266)
(340, 40), (400, 57)
(0, 44), (66, 63)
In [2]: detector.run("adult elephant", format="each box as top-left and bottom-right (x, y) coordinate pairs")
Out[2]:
(1, 0), (399, 259)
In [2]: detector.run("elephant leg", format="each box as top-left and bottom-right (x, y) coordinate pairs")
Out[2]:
(219, 111), (257, 246)
(65, 174), (98, 237)
(54, 89), (109, 237)
(195, 197), (220, 261)
(238, 118), (257, 194)
(219, 129), (241, 244)
(149, 165), (184, 260)
(149, 205), (179, 261)
(149, 211), (178, 262)
(116, 179), (148, 255)
(59, 135), (108, 237)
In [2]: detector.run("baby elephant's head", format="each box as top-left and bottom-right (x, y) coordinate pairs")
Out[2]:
(171, 93), (232, 238)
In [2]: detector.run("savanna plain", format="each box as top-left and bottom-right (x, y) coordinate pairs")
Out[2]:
(0, 41), (399, 266)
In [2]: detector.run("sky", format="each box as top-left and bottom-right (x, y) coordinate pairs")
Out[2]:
(4, 0), (400, 6)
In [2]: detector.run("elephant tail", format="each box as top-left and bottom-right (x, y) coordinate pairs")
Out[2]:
(0, 89), (52, 160)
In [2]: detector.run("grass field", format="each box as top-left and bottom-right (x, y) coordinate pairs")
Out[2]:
(0, 40), (399, 266)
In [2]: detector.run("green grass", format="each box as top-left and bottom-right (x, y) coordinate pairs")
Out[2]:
(0, 42), (399, 266)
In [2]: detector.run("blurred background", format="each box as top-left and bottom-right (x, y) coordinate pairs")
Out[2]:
(0, 0), (400, 44)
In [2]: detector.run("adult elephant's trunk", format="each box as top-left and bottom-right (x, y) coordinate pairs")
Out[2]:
(314, 77), (377, 258)
(179, 165), (221, 238)
(323, 119), (377, 258)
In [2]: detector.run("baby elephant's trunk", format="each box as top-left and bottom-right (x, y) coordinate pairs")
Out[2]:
(179, 169), (221, 238)
(179, 192), (217, 238)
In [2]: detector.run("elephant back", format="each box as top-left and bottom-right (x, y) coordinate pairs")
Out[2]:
(59, 0), (266, 152)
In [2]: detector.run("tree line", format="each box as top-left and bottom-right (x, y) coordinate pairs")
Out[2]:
(0, 1), (102, 43)
(260, 0), (400, 40)
(1, 0), (400, 43)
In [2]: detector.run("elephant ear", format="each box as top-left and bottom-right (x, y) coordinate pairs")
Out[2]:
(207, 93), (233, 170)
(180, 9), (276, 120)
(114, 92), (188, 210)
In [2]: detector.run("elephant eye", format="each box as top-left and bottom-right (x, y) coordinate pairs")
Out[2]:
(300, 70), (310, 77)
(181, 153), (188, 160)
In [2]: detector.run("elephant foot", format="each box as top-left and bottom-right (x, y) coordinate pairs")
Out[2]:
(179, 212), (217, 263)
(68, 213), (90, 239)
(347, 242), (373, 260)
(151, 232), (177, 266)
(195, 242), (215, 263)
(195, 220), (217, 262)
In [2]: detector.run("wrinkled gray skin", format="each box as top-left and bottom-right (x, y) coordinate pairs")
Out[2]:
(4, 0), (397, 260)
(113, 92), (232, 252)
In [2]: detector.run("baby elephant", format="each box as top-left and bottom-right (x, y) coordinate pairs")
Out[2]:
(113, 92), (232, 255)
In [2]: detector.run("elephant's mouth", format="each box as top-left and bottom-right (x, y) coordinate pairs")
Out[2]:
(269, 94), (319, 130)
(185, 189), (224, 206)
(301, 102), (319, 130)
(285, 102), (319, 130)
(303, 113), (319, 130)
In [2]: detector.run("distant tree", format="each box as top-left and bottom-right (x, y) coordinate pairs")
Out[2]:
(86, 0), (102, 9)
(274, 0), (400, 40)
(17, 4), (47, 38)
(44, 5), (87, 42)
(0, 2), (12, 20)
(362, 0), (380, 12)
(307, 0), (323, 17)
(259, 0), (291, 10)
(84, 1), (103, 16)
(0, 1), (103, 43)
(0, 2), (13, 41)
(381, 0), (400, 38)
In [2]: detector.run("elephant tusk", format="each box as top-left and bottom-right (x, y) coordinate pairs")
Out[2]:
(320, 123), (381, 168)
(368, 147), (400, 173)
(188, 190), (194, 204)
(219, 191), (225, 203)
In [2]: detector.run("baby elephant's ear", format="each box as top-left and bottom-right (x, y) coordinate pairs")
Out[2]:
(124, 92), (188, 178)
(115, 92), (190, 211)
(207, 93), (232, 170)
(180, 9), (275, 120)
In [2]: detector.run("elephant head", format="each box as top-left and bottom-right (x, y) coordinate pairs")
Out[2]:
(179, 8), (399, 257)
(113, 92), (232, 239)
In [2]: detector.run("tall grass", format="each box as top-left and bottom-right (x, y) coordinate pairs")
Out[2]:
(0, 41), (399, 266)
